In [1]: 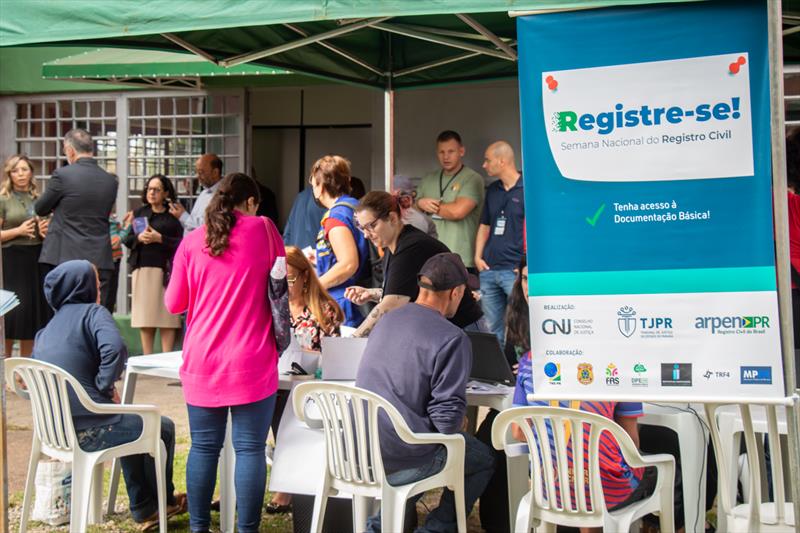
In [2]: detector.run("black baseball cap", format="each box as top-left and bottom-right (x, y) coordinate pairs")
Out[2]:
(418, 253), (468, 291)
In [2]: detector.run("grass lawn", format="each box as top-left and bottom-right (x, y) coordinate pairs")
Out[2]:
(9, 436), (294, 532)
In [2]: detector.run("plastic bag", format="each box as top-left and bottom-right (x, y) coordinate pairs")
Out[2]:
(31, 460), (71, 526)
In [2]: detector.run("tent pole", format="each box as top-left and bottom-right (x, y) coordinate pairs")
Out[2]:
(384, 89), (394, 192)
(768, 0), (800, 522)
(371, 23), (514, 61)
(0, 244), (7, 533)
(455, 14), (517, 60)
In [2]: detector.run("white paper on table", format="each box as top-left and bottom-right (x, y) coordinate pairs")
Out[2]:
(339, 325), (356, 338)
(126, 351), (183, 369)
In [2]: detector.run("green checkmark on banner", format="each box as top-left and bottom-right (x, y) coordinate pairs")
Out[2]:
(585, 203), (605, 226)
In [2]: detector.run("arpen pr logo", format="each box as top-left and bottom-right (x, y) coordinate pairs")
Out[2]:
(605, 363), (620, 386)
(661, 363), (692, 387)
(740, 366), (772, 385)
(542, 318), (571, 335)
(694, 315), (769, 335)
(544, 362), (562, 384)
(577, 363), (594, 385)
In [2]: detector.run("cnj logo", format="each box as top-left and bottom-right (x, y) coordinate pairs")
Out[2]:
(577, 363), (594, 385)
(661, 363), (692, 387)
(694, 315), (770, 335)
(544, 362), (561, 385)
(542, 319), (571, 335)
(605, 363), (620, 386)
(617, 306), (673, 338)
(740, 366), (772, 385)
(631, 363), (649, 387)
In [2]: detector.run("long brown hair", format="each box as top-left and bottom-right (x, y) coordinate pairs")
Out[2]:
(1, 155), (38, 198)
(205, 173), (260, 257)
(285, 245), (343, 333)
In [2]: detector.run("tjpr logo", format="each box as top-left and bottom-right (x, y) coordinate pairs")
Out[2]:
(617, 306), (636, 338)
(740, 366), (772, 385)
(542, 319), (571, 335)
(661, 363), (692, 387)
(544, 362), (562, 385)
(577, 363), (594, 385)
(605, 363), (620, 386)
(617, 306), (673, 339)
(632, 363), (649, 387)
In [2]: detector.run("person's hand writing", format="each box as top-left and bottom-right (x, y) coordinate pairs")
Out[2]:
(17, 218), (36, 239)
(168, 201), (185, 219)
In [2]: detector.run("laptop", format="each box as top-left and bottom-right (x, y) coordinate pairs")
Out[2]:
(467, 332), (515, 386)
(320, 337), (369, 380)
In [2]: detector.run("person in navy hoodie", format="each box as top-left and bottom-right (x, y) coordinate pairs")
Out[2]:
(32, 260), (186, 529)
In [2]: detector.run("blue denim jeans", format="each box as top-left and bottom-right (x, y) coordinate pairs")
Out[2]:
(185, 394), (276, 533)
(366, 432), (495, 533)
(76, 414), (177, 522)
(478, 269), (517, 346)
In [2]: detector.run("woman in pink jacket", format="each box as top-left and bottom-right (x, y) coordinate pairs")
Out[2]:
(165, 172), (287, 533)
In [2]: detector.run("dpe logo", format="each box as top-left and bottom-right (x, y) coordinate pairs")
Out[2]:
(542, 319), (571, 335)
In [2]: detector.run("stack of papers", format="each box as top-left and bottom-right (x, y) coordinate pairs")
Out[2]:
(0, 290), (19, 317)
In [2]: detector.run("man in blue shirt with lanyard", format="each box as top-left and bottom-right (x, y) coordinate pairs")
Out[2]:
(474, 141), (525, 345)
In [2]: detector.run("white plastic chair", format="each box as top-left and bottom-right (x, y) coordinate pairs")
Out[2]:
(491, 406), (675, 533)
(5, 358), (168, 533)
(292, 381), (467, 533)
(705, 403), (795, 532)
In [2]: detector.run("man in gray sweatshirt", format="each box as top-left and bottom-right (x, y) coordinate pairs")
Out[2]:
(356, 252), (495, 533)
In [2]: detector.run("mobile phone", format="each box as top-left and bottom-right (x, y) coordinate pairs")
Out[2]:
(132, 217), (148, 234)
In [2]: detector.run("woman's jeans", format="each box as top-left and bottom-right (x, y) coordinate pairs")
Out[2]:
(76, 414), (177, 522)
(186, 394), (276, 533)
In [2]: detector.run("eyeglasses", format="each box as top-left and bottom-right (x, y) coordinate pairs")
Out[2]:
(287, 275), (298, 285)
(521, 275), (528, 283)
(356, 218), (380, 234)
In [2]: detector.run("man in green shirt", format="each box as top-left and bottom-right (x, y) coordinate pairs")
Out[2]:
(416, 131), (484, 270)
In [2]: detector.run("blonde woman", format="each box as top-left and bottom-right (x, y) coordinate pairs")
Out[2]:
(0, 155), (51, 356)
(267, 245), (343, 514)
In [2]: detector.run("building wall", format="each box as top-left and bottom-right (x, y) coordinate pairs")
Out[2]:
(247, 80), (522, 223)
(394, 79), (521, 184)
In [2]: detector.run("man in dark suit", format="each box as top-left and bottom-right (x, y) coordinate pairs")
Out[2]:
(35, 128), (118, 306)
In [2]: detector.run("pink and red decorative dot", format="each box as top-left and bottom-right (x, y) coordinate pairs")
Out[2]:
(729, 56), (746, 75)
(545, 75), (558, 91)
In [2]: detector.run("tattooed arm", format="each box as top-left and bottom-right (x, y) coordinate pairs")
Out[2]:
(352, 294), (410, 337)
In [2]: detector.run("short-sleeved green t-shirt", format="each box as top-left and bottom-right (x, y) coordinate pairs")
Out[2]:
(0, 191), (41, 247)
(417, 165), (484, 267)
